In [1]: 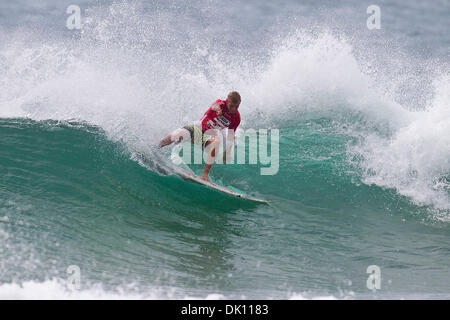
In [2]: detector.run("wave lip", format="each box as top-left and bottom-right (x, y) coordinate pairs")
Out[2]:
(352, 75), (450, 212)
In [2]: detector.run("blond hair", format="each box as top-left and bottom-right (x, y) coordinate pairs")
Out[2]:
(227, 91), (241, 104)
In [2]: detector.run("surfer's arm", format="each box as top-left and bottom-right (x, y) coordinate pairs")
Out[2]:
(211, 102), (222, 116)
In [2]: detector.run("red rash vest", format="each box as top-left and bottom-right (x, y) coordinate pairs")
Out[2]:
(199, 99), (240, 132)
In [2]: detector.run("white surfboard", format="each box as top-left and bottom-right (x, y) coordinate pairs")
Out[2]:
(174, 168), (269, 204)
(135, 150), (268, 203)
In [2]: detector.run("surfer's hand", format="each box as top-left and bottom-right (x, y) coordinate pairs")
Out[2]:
(211, 103), (222, 116)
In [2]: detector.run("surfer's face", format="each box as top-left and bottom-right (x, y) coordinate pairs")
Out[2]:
(226, 99), (240, 113)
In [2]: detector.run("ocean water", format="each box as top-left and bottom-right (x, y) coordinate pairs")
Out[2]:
(0, 0), (449, 299)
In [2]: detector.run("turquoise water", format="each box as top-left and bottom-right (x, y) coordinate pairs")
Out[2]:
(1, 117), (449, 299)
(0, 0), (449, 299)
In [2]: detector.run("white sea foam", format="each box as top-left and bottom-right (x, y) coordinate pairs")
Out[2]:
(0, 280), (343, 300)
(0, 280), (146, 300)
(350, 75), (450, 210)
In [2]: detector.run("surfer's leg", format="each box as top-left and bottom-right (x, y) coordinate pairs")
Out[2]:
(201, 137), (219, 181)
(201, 164), (212, 181)
(158, 134), (172, 148)
(159, 128), (191, 148)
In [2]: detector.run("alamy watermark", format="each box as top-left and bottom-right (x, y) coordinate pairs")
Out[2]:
(366, 265), (381, 291)
(66, 265), (81, 291)
(66, 5), (81, 30)
(170, 128), (279, 176)
(367, 5), (381, 30)
(66, 5), (381, 31)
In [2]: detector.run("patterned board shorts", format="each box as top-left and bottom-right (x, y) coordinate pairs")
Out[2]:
(182, 125), (214, 149)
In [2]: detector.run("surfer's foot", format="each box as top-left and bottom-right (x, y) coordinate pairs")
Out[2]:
(201, 174), (209, 182)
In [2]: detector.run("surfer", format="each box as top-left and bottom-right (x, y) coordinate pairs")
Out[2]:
(159, 91), (241, 181)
